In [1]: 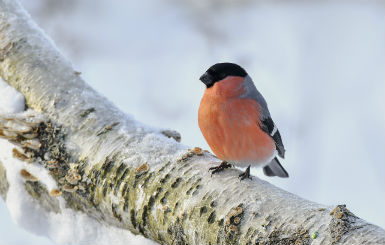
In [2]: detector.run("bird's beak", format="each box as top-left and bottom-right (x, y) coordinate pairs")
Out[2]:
(199, 72), (215, 88)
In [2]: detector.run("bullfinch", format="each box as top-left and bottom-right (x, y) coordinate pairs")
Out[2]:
(198, 62), (289, 179)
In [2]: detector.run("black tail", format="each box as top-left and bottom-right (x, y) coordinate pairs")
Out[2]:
(263, 157), (289, 178)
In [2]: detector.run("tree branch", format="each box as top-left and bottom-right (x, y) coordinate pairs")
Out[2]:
(0, 0), (384, 244)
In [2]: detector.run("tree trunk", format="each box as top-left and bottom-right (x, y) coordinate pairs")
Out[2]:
(0, 0), (384, 244)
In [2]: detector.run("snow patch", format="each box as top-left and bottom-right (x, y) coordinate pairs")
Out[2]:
(0, 78), (25, 113)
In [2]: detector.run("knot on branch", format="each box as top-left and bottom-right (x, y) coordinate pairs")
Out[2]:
(161, 129), (181, 142)
(329, 204), (360, 244)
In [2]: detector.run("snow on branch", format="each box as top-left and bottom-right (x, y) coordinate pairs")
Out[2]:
(0, 0), (384, 244)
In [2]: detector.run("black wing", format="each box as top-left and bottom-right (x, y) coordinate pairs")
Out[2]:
(260, 116), (285, 158)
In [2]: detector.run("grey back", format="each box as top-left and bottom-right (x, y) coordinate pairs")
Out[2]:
(239, 75), (271, 120)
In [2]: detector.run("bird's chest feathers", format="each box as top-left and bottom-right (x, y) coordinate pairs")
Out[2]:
(198, 76), (252, 124)
(199, 95), (260, 131)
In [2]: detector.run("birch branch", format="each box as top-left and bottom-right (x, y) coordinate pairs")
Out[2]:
(0, 0), (384, 244)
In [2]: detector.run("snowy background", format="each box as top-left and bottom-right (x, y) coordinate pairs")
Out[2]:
(0, 0), (384, 244)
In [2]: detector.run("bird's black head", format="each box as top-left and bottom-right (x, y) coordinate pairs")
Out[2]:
(199, 62), (248, 88)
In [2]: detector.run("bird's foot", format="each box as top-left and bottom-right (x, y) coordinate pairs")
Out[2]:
(239, 165), (252, 180)
(209, 161), (232, 175)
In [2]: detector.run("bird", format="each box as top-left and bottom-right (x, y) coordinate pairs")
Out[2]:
(198, 62), (288, 179)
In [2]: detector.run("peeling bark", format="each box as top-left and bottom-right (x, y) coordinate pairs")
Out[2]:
(0, 0), (385, 244)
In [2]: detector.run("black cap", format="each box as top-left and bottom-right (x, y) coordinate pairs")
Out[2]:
(199, 62), (247, 88)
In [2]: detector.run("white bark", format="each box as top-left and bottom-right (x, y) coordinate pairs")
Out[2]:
(0, 0), (384, 244)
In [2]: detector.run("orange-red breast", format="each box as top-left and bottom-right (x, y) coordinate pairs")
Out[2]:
(198, 63), (288, 179)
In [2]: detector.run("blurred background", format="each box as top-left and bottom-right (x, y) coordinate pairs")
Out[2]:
(0, 0), (384, 244)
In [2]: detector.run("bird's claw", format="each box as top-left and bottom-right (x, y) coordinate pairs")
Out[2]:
(209, 161), (232, 175)
(238, 165), (252, 180)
